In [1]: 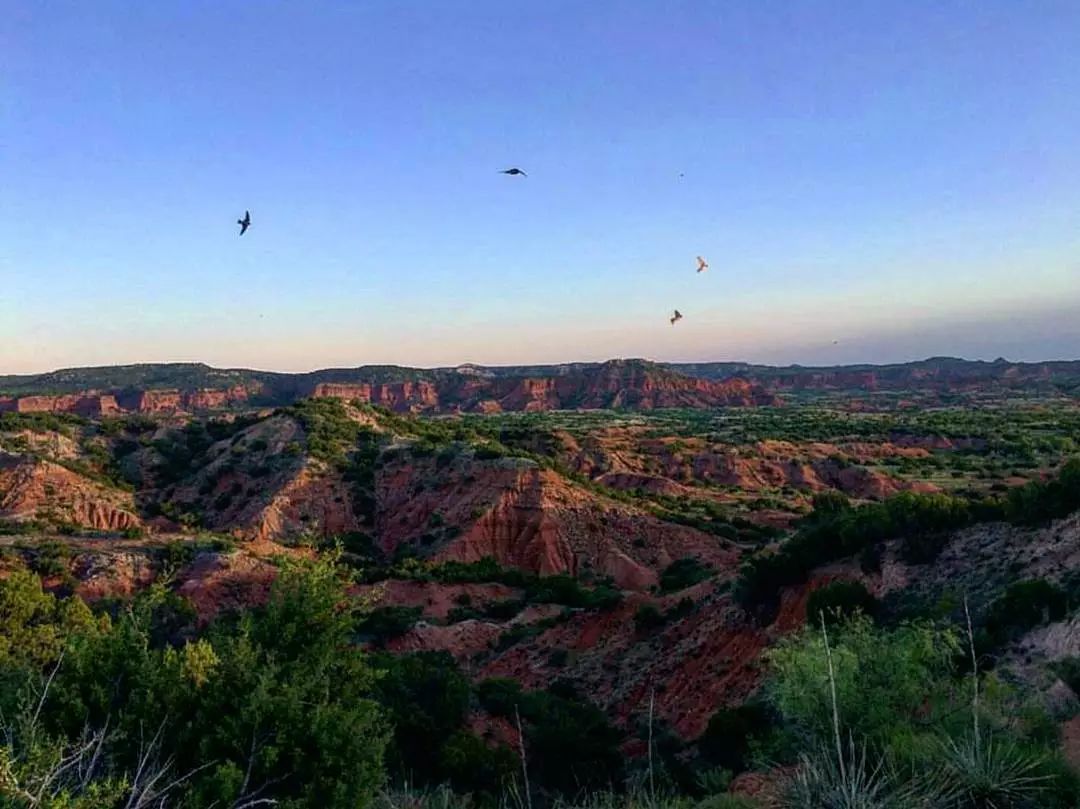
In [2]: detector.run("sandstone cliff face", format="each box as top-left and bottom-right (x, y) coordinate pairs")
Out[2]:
(474, 583), (775, 738)
(0, 387), (249, 417)
(0, 454), (140, 531)
(475, 365), (777, 411)
(162, 415), (344, 540)
(310, 381), (441, 412)
(116, 386), (250, 414)
(0, 361), (775, 417)
(0, 393), (121, 417)
(248, 465), (358, 542)
(375, 453), (739, 590)
(557, 430), (937, 511)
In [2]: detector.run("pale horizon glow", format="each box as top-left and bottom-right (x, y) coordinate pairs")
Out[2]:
(4, 2), (1080, 375)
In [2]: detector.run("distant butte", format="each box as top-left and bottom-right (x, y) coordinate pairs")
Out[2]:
(0, 356), (1077, 417)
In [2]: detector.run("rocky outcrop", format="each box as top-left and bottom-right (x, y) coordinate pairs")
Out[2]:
(0, 387), (248, 417)
(0, 393), (121, 417)
(0, 454), (141, 531)
(310, 381), (440, 413)
(672, 356), (1078, 395)
(115, 386), (250, 414)
(0, 360), (775, 417)
(376, 454), (739, 590)
(474, 363), (776, 411)
(176, 552), (278, 624)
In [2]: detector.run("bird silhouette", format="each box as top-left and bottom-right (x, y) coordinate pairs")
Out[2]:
(670, 309), (683, 326)
(696, 256), (709, 273)
(237, 210), (251, 235)
(500, 168), (527, 177)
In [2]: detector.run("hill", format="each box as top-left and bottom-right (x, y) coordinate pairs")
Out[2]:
(0, 359), (776, 415)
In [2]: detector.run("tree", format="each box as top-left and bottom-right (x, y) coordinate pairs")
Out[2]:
(14, 558), (389, 809)
(766, 616), (960, 745)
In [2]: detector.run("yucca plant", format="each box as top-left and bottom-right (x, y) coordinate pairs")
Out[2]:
(933, 598), (1051, 808)
(781, 737), (937, 809)
(780, 615), (944, 808)
(375, 783), (474, 809)
(937, 734), (1050, 808)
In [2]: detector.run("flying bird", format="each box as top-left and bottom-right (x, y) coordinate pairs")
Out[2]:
(670, 309), (683, 326)
(696, 256), (709, 273)
(500, 168), (527, 177)
(237, 210), (251, 235)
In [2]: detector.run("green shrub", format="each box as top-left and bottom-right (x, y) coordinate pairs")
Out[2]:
(356, 605), (422, 644)
(735, 490), (984, 611)
(983, 579), (1068, 644)
(698, 702), (773, 773)
(371, 650), (470, 782)
(805, 580), (877, 625)
(634, 603), (665, 632)
(10, 559), (388, 808)
(659, 558), (713, 593)
(285, 398), (366, 467)
(478, 680), (624, 794)
(437, 730), (516, 797)
(1005, 457), (1080, 525)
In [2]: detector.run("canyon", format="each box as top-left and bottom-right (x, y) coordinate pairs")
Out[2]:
(4, 355), (1078, 418)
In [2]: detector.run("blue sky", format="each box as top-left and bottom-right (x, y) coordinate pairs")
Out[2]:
(3, 1), (1079, 373)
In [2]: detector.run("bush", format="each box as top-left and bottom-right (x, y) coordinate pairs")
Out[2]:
(372, 651), (470, 782)
(698, 702), (773, 773)
(9, 559), (389, 808)
(1053, 656), (1080, 695)
(477, 678), (624, 794)
(1005, 457), (1080, 525)
(285, 398), (367, 467)
(634, 604), (665, 632)
(437, 730), (516, 797)
(766, 616), (961, 744)
(659, 557), (713, 593)
(983, 579), (1068, 644)
(356, 605), (423, 644)
(735, 490), (982, 611)
(805, 580), (877, 625)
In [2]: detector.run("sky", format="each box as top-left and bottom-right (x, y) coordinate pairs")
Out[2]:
(3, 1), (1080, 374)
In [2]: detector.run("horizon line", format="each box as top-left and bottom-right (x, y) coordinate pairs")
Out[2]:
(5, 353), (1080, 380)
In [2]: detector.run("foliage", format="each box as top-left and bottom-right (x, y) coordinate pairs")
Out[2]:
(767, 616), (1078, 808)
(1052, 656), (1080, 695)
(766, 616), (961, 745)
(698, 703), (773, 774)
(658, 558), (713, 594)
(369, 557), (623, 610)
(0, 411), (86, 436)
(1, 560), (389, 808)
(780, 739), (927, 809)
(358, 605), (424, 645)
(0, 569), (100, 676)
(735, 491), (991, 610)
(805, 581), (877, 626)
(437, 730), (517, 798)
(371, 651), (471, 784)
(285, 397), (367, 467)
(634, 604), (665, 632)
(937, 734), (1051, 808)
(982, 579), (1068, 645)
(476, 678), (625, 794)
(1004, 457), (1080, 525)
